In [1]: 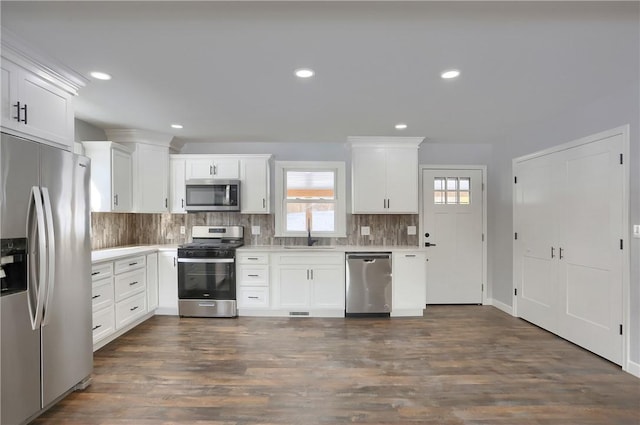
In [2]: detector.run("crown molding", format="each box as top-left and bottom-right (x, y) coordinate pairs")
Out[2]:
(1, 29), (88, 94)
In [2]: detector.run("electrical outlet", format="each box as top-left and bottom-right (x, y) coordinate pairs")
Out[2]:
(180, 226), (186, 235)
(251, 225), (261, 235)
(360, 226), (370, 236)
(407, 225), (417, 236)
(633, 224), (640, 238)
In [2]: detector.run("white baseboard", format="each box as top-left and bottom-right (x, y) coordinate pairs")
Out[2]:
(625, 359), (640, 378)
(489, 298), (513, 316)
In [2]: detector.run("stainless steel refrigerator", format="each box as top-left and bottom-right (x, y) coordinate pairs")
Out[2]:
(1, 133), (92, 424)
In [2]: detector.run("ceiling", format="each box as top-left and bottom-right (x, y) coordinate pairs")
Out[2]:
(2, 1), (638, 146)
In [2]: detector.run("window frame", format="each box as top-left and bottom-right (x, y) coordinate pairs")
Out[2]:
(275, 161), (347, 238)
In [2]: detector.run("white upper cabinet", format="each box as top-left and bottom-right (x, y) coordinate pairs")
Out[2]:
(240, 155), (271, 214)
(106, 129), (173, 213)
(169, 156), (186, 213)
(185, 156), (239, 179)
(350, 137), (423, 214)
(1, 35), (86, 151)
(82, 141), (133, 212)
(131, 144), (169, 213)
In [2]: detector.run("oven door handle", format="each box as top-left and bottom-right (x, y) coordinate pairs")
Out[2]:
(177, 258), (235, 264)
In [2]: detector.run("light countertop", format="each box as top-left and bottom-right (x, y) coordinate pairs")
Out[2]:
(92, 244), (179, 263)
(237, 245), (424, 253)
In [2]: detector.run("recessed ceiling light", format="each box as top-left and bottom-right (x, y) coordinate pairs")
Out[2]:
(441, 69), (460, 79)
(171, 124), (183, 129)
(395, 123), (408, 130)
(295, 68), (314, 78)
(90, 71), (112, 81)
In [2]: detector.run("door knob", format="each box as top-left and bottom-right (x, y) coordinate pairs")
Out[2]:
(424, 232), (430, 238)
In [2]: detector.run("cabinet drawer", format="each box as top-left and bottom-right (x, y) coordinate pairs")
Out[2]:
(91, 262), (113, 281)
(237, 253), (269, 264)
(92, 279), (114, 311)
(92, 307), (115, 344)
(114, 255), (146, 274)
(238, 287), (270, 309)
(114, 269), (146, 302)
(238, 265), (269, 286)
(115, 292), (147, 329)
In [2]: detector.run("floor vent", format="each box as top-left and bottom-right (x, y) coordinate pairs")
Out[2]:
(289, 311), (310, 316)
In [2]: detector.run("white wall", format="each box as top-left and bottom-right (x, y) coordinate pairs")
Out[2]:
(487, 81), (640, 365)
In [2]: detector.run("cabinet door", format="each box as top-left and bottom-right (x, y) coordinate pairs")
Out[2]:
(21, 70), (74, 150)
(136, 145), (169, 213)
(385, 148), (418, 213)
(213, 158), (240, 179)
(311, 265), (345, 309)
(241, 157), (270, 213)
(146, 253), (159, 311)
(1, 60), (20, 133)
(392, 252), (426, 313)
(185, 158), (214, 179)
(278, 266), (311, 309)
(111, 148), (132, 212)
(352, 148), (387, 213)
(157, 251), (178, 315)
(170, 158), (186, 213)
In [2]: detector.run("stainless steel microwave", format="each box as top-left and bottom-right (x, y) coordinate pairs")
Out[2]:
(185, 179), (241, 212)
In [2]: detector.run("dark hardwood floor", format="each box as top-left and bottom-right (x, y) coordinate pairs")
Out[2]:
(33, 306), (639, 424)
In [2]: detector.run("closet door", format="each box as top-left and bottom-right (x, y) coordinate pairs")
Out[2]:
(514, 130), (625, 365)
(514, 154), (559, 333)
(556, 134), (623, 363)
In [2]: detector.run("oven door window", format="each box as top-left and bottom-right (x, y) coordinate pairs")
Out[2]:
(178, 260), (236, 299)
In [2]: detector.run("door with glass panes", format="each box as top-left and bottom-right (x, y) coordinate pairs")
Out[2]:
(422, 169), (484, 304)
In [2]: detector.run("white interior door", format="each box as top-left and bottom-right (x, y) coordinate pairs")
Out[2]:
(514, 131), (624, 365)
(557, 134), (623, 363)
(422, 169), (483, 304)
(514, 154), (559, 332)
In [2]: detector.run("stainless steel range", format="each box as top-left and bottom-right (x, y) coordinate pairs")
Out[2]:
(177, 226), (244, 317)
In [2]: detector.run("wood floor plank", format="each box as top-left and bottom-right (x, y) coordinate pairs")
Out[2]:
(32, 306), (639, 425)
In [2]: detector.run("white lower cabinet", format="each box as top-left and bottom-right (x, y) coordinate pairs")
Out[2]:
(391, 251), (427, 317)
(91, 251), (157, 351)
(272, 252), (345, 317)
(146, 253), (159, 311)
(236, 251), (271, 314)
(91, 262), (114, 345)
(157, 249), (178, 315)
(115, 292), (147, 329)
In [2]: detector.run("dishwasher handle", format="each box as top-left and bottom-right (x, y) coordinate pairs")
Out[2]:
(346, 253), (392, 261)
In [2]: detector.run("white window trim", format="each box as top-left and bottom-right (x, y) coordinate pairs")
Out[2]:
(275, 160), (347, 238)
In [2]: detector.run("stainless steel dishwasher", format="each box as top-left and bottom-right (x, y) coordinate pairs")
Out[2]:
(345, 252), (392, 315)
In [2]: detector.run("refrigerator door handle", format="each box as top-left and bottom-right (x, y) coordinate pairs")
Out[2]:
(26, 186), (47, 330)
(40, 187), (56, 326)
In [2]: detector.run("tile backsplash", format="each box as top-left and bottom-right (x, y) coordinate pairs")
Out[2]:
(91, 212), (419, 250)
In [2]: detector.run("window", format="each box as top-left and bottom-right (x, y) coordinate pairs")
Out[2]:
(434, 177), (471, 205)
(275, 161), (346, 237)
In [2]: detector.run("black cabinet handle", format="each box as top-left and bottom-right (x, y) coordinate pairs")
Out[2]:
(91, 271), (100, 276)
(248, 274), (259, 277)
(13, 102), (27, 123)
(165, 198), (168, 208)
(130, 306), (139, 311)
(129, 281), (138, 286)
(424, 242), (437, 247)
(92, 324), (102, 331)
(181, 199), (184, 208)
(92, 295), (100, 299)
(248, 296), (259, 300)
(129, 262), (138, 266)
